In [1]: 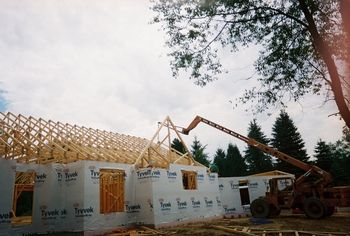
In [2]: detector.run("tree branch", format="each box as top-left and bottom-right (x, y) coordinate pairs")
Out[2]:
(262, 6), (309, 28)
(307, 60), (331, 85)
(298, 0), (350, 128)
(194, 22), (228, 54)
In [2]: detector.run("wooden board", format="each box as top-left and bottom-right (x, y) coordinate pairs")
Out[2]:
(100, 169), (125, 213)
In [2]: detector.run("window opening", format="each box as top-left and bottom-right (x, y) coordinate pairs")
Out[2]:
(278, 178), (293, 191)
(181, 170), (197, 190)
(12, 171), (35, 225)
(100, 169), (125, 214)
(238, 180), (250, 205)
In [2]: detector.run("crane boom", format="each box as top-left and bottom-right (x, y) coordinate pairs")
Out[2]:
(180, 115), (332, 185)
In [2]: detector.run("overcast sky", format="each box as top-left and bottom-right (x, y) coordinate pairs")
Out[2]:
(0, 0), (345, 159)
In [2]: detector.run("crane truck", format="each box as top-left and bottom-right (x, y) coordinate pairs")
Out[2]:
(177, 115), (350, 219)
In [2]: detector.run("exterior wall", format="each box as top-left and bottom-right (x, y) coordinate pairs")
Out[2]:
(0, 160), (136, 236)
(0, 160), (224, 235)
(219, 175), (294, 217)
(133, 168), (155, 226)
(150, 164), (223, 227)
(81, 161), (134, 234)
(0, 159), (16, 232)
(219, 177), (250, 216)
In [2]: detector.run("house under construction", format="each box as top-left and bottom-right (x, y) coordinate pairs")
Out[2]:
(0, 112), (224, 235)
(0, 112), (293, 235)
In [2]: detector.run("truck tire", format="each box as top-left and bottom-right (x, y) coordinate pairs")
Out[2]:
(304, 197), (326, 219)
(269, 204), (281, 217)
(251, 198), (270, 218)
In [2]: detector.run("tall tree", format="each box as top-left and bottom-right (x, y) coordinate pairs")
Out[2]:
(329, 140), (350, 185)
(213, 148), (226, 177)
(343, 127), (350, 146)
(190, 136), (210, 167)
(152, 0), (350, 128)
(313, 139), (333, 172)
(271, 111), (308, 175)
(225, 143), (248, 177)
(171, 138), (186, 154)
(244, 119), (273, 174)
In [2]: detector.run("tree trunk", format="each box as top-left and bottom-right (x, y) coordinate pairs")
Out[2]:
(298, 0), (350, 129)
(340, 0), (350, 48)
(340, 0), (350, 105)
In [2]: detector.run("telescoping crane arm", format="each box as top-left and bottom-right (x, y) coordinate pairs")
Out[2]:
(179, 115), (332, 186)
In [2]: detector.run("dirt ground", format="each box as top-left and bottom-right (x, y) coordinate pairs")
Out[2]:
(155, 211), (350, 235)
(45, 211), (350, 235)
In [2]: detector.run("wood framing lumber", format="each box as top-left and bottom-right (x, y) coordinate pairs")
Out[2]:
(211, 225), (257, 235)
(0, 112), (203, 169)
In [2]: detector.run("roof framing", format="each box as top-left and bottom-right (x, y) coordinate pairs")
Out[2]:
(0, 112), (202, 168)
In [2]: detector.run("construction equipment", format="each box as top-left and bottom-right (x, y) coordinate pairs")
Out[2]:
(177, 115), (350, 219)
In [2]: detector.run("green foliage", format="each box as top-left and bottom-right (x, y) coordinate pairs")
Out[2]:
(312, 139), (350, 186)
(190, 136), (210, 167)
(171, 138), (186, 154)
(209, 163), (219, 173)
(328, 140), (350, 185)
(343, 127), (350, 146)
(244, 119), (274, 174)
(213, 144), (247, 177)
(151, 0), (348, 114)
(225, 143), (248, 177)
(271, 111), (309, 176)
(213, 148), (226, 176)
(313, 139), (333, 172)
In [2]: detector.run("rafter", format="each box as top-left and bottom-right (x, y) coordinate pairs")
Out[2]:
(0, 112), (203, 168)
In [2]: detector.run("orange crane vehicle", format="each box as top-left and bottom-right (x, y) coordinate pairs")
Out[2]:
(177, 115), (350, 219)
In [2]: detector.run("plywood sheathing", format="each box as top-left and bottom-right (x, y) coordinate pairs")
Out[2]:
(0, 112), (202, 168)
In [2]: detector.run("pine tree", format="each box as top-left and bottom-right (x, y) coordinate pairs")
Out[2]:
(226, 144), (248, 177)
(343, 127), (350, 146)
(313, 140), (333, 172)
(312, 139), (350, 186)
(213, 148), (226, 177)
(190, 136), (210, 167)
(244, 119), (274, 174)
(271, 111), (309, 176)
(329, 141), (350, 186)
(171, 138), (186, 154)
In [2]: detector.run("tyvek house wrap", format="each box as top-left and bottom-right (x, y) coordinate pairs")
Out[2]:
(0, 160), (136, 236)
(80, 161), (135, 234)
(219, 175), (294, 217)
(150, 164), (223, 227)
(1, 159), (225, 235)
(7, 161), (85, 235)
(0, 159), (16, 231)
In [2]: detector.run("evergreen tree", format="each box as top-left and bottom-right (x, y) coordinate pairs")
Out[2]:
(329, 141), (350, 185)
(226, 144), (248, 177)
(343, 127), (350, 146)
(171, 138), (186, 154)
(271, 111), (309, 176)
(312, 139), (350, 186)
(190, 136), (210, 167)
(213, 148), (226, 177)
(244, 119), (274, 174)
(313, 140), (333, 172)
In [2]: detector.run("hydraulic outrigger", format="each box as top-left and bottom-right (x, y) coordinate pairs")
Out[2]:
(177, 115), (350, 219)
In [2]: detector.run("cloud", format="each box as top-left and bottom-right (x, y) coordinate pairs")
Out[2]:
(0, 0), (345, 161)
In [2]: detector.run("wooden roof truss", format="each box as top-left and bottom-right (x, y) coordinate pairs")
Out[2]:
(0, 112), (201, 168)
